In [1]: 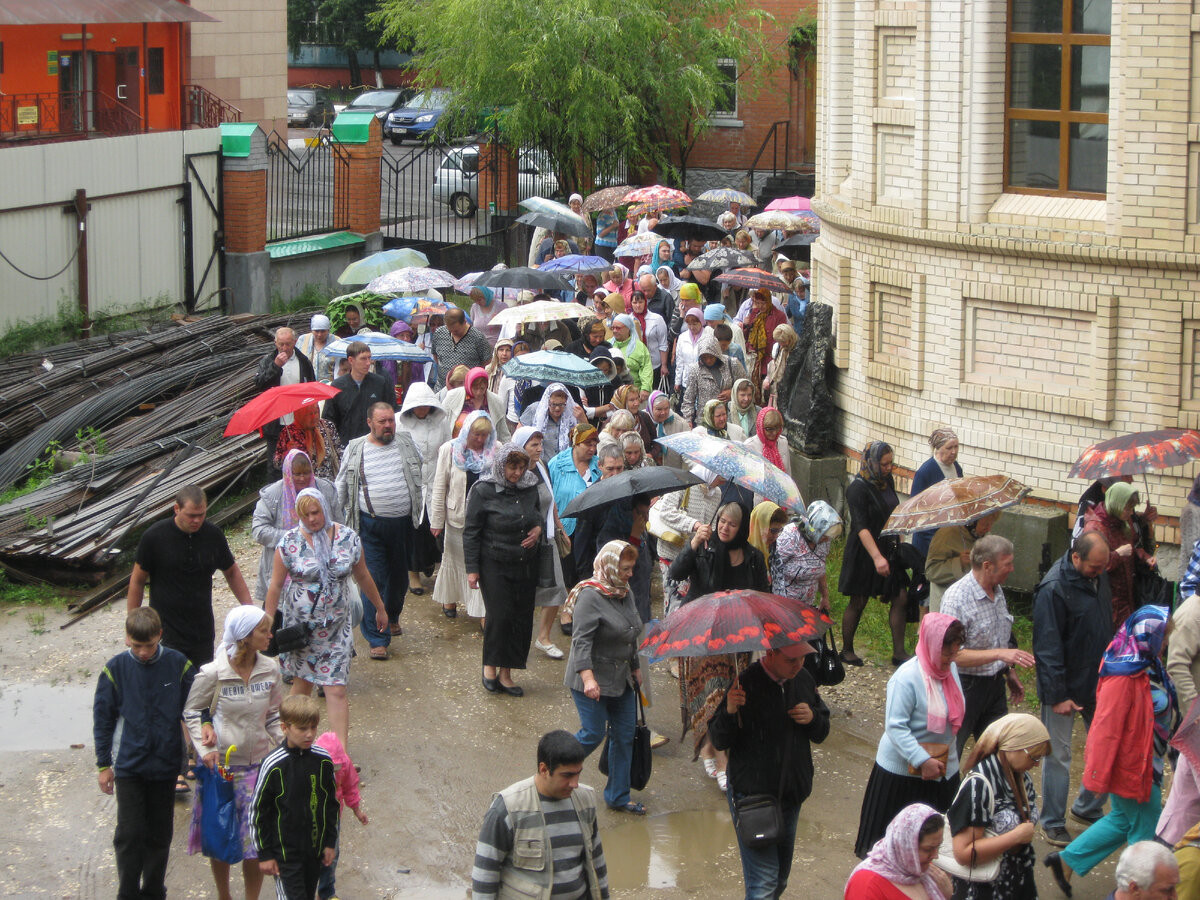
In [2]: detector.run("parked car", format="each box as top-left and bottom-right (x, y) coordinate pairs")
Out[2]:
(383, 88), (453, 145)
(287, 89), (334, 128)
(432, 145), (560, 218)
(343, 88), (413, 121)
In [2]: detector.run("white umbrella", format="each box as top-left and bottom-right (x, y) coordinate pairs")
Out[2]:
(614, 231), (666, 257)
(489, 300), (592, 327)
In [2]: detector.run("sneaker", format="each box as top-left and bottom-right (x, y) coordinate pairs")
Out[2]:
(716, 771), (728, 792)
(1042, 825), (1071, 847)
(534, 640), (564, 660)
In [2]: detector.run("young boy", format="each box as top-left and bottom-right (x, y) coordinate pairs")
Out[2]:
(93, 606), (196, 900)
(251, 695), (339, 900)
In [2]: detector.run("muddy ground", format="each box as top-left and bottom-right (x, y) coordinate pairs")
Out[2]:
(0, 524), (1122, 899)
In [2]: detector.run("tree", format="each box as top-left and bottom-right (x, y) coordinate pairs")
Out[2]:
(288, 0), (398, 89)
(375, 0), (773, 192)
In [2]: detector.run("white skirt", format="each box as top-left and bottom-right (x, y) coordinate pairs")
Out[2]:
(432, 523), (486, 618)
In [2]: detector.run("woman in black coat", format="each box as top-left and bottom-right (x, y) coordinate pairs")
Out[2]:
(463, 442), (543, 696)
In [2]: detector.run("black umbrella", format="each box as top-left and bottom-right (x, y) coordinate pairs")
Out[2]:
(687, 246), (757, 271)
(562, 467), (703, 519)
(653, 215), (729, 241)
(515, 210), (592, 238)
(472, 266), (574, 291)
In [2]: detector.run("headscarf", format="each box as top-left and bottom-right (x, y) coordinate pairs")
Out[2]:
(611, 384), (637, 415)
(473, 285), (495, 308)
(613, 313), (641, 351)
(379, 320), (413, 382)
(703, 303), (726, 323)
(802, 500), (843, 544)
(749, 500), (781, 561)
(700, 399), (729, 438)
(571, 423), (598, 446)
(1188, 473), (1200, 507)
(859, 441), (894, 490)
(850, 803), (948, 900)
(929, 427), (958, 450)
(465, 366), (490, 406)
(656, 264), (682, 293)
(565, 540), (635, 610)
(451, 409), (495, 473)
(295, 486), (338, 606)
(755, 407), (786, 470)
(691, 462), (721, 487)
(220, 606), (269, 661)
(486, 337), (514, 377)
(745, 289), (772, 360)
(716, 502), (751, 551)
(480, 442), (539, 489)
(534, 382), (575, 455)
(511, 424), (541, 450)
(915, 612), (966, 734)
(618, 431), (647, 466)
(1101, 605), (1172, 679)
(311, 314), (332, 331)
(967, 713), (1050, 765)
(731, 377), (758, 435)
(678, 282), (702, 304)
(1103, 480), (1138, 525)
(280, 448), (312, 531)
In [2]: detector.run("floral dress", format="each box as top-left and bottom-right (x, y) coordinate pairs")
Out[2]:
(771, 522), (830, 606)
(278, 524), (360, 686)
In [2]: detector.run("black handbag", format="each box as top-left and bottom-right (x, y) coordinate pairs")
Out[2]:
(597, 689), (653, 791)
(813, 630), (846, 687)
(732, 723), (791, 848)
(273, 622), (310, 654)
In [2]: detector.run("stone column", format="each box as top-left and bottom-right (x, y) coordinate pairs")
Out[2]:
(331, 111), (384, 254)
(220, 123), (270, 314)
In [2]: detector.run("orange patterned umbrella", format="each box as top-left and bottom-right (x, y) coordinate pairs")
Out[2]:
(880, 474), (1031, 536)
(1068, 429), (1200, 480)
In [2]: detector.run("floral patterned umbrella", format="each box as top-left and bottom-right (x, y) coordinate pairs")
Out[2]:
(698, 188), (757, 207)
(656, 432), (804, 513)
(640, 590), (829, 661)
(581, 184), (632, 214)
(686, 247), (757, 272)
(613, 231), (666, 257)
(365, 267), (456, 296)
(488, 300), (593, 327)
(1068, 429), (1200, 479)
(623, 185), (691, 208)
(880, 474), (1031, 537)
(746, 210), (807, 231)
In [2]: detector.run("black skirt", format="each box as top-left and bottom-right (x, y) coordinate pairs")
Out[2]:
(854, 762), (959, 859)
(409, 514), (441, 574)
(479, 555), (538, 669)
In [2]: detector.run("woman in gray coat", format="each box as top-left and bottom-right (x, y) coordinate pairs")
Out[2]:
(565, 539), (646, 815)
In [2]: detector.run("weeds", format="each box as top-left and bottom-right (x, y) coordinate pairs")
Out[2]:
(0, 295), (179, 360)
(0, 571), (64, 608)
(24, 610), (46, 635)
(271, 282), (335, 314)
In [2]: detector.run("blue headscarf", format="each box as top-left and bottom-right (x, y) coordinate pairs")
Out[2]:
(1100, 604), (1171, 678)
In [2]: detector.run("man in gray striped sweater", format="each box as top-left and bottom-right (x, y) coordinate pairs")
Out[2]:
(472, 730), (609, 899)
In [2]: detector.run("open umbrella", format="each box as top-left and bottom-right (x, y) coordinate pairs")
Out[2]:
(614, 231), (667, 257)
(698, 188), (757, 207)
(631, 199), (690, 217)
(365, 267), (456, 296)
(537, 254), (613, 276)
(582, 184), (632, 214)
(764, 196), (812, 212)
(516, 210), (592, 238)
(519, 196), (581, 218)
(562, 467), (703, 519)
(653, 215), (729, 242)
(1068, 428), (1200, 504)
(656, 432), (804, 513)
(489, 300), (592, 328)
(624, 185), (691, 209)
(224, 383), (341, 437)
(382, 296), (450, 323)
(502, 349), (611, 388)
(774, 232), (819, 261)
(715, 267), (792, 293)
(639, 590), (828, 662)
(472, 266), (574, 292)
(337, 248), (429, 285)
(746, 210), (807, 231)
(881, 475), (1032, 537)
(687, 247), (757, 272)
(325, 331), (433, 362)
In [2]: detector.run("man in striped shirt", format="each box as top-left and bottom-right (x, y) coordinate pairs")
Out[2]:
(472, 730), (609, 900)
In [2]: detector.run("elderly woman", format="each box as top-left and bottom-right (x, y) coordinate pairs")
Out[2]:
(619, 431), (650, 470)
(640, 389), (687, 466)
(729, 378), (759, 438)
(599, 408), (637, 451)
(745, 406), (792, 479)
(682, 333), (736, 428)
(926, 512), (1001, 613)
(855, 613), (966, 858)
(430, 410), (494, 619)
(611, 313), (652, 396)
(1083, 482), (1158, 629)
(763, 499), (842, 615)
(296, 313), (336, 384)
(741, 288), (787, 403)
(674, 307), (707, 395)
(603, 263), (635, 307)
(264, 487), (387, 748)
(695, 398), (746, 442)
(274, 403), (341, 480)
(846, 804), (950, 900)
(523, 381), (583, 454)
(444, 365), (511, 443)
(566, 540), (647, 814)
(469, 285), (508, 343)
(464, 442), (544, 696)
(399, 382), (449, 596)
(910, 428), (965, 560)
(184, 607), (281, 900)
(763, 323), (797, 410)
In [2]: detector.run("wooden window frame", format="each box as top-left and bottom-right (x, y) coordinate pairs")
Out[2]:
(1004, 0), (1110, 198)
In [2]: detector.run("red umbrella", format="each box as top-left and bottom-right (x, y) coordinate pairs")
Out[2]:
(223, 383), (341, 437)
(623, 185), (691, 215)
(1068, 428), (1200, 504)
(639, 590), (829, 661)
(715, 267), (792, 293)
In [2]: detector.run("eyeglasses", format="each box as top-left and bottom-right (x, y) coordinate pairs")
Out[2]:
(1022, 748), (1045, 765)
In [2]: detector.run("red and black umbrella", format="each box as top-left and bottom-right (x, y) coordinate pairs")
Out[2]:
(1068, 428), (1200, 504)
(224, 382), (341, 437)
(639, 589), (830, 661)
(714, 267), (791, 293)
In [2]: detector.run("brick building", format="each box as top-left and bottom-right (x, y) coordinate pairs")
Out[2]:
(812, 0), (1200, 542)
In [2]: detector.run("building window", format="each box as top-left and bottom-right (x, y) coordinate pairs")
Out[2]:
(147, 47), (164, 95)
(1005, 0), (1110, 196)
(713, 58), (737, 118)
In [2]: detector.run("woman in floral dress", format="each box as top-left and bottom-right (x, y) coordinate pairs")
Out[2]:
(771, 500), (843, 615)
(264, 486), (386, 748)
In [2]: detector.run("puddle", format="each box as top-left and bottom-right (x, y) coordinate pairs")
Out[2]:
(0, 681), (95, 752)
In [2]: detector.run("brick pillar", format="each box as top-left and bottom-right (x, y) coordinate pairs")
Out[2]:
(331, 112), (384, 253)
(220, 123), (270, 313)
(477, 141), (520, 215)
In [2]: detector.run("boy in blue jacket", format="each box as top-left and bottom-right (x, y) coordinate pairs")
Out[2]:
(93, 607), (195, 900)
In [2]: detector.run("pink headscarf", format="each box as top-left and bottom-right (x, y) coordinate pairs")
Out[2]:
(756, 407), (785, 471)
(280, 448), (311, 531)
(915, 612), (965, 734)
(466, 366), (489, 405)
(850, 803), (947, 900)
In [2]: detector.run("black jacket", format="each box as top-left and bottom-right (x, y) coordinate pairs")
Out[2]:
(462, 477), (543, 572)
(708, 661), (829, 804)
(251, 740), (339, 863)
(321, 371), (396, 441)
(254, 349), (316, 441)
(1033, 550), (1115, 709)
(667, 539), (769, 599)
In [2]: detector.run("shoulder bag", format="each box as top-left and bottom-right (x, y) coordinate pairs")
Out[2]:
(598, 689), (653, 791)
(731, 708), (791, 848)
(811, 630), (846, 686)
(934, 772), (1002, 882)
(648, 488), (689, 548)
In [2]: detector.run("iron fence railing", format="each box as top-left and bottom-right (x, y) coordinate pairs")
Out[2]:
(747, 120), (791, 185)
(0, 90), (143, 140)
(182, 85), (242, 129)
(265, 130), (349, 242)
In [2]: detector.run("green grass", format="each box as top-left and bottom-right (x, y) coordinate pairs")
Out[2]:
(270, 282), (334, 315)
(0, 295), (179, 360)
(0, 573), (67, 608)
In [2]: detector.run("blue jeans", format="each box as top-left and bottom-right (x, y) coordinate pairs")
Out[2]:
(726, 789), (802, 900)
(571, 686), (637, 809)
(1039, 703), (1106, 830)
(317, 830), (339, 900)
(358, 512), (413, 648)
(1059, 787), (1162, 876)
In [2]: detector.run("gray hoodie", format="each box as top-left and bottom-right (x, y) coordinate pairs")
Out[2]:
(399, 382), (451, 503)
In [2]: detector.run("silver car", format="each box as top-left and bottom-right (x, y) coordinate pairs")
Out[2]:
(431, 145), (559, 218)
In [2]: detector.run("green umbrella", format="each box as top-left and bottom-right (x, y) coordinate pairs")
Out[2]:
(338, 248), (430, 285)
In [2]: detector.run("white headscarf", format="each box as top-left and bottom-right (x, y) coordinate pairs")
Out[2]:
(220, 606), (269, 660)
(296, 486), (338, 609)
(533, 382), (576, 455)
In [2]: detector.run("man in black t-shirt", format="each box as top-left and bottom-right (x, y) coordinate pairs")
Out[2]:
(127, 485), (253, 667)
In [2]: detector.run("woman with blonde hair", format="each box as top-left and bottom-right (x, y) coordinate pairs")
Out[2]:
(599, 409), (637, 450)
(763, 323), (797, 410)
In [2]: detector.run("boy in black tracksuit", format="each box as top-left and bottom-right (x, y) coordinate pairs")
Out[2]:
(251, 695), (339, 900)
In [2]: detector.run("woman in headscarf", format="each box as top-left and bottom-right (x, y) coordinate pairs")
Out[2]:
(264, 487), (387, 746)
(437, 363), (469, 403)
(674, 307), (707, 396)
(566, 317), (611, 360)
(630, 290), (669, 386)
(334, 301), (367, 338)
(1179, 474), (1200, 582)
(1046, 606), (1180, 897)
(1082, 482), (1159, 629)
(748, 498), (790, 584)
(656, 264), (682, 297)
(846, 804), (950, 900)
(378, 320), (416, 402)
(840, 441), (910, 667)
(729, 377), (759, 439)
(640, 390), (687, 466)
(855, 613), (966, 858)
(696, 398), (746, 441)
(653, 463), (728, 613)
(464, 443), (544, 696)
(946, 713), (1051, 900)
(746, 407), (792, 479)
(618, 431), (650, 470)
(565, 540), (647, 814)
(741, 288), (787, 404)
(771, 500), (843, 614)
(468, 285), (508, 344)
(399, 382), (449, 596)
(926, 511), (1002, 613)
(525, 382), (580, 456)
(603, 263), (634, 307)
(484, 337), (515, 413)
(184, 607), (282, 900)
(297, 313), (336, 384)
(445, 365), (511, 442)
(611, 313), (652, 395)
(910, 428), (965, 560)
(429, 410), (495, 620)
(763, 323), (798, 411)
(668, 501), (769, 791)
(274, 403), (341, 481)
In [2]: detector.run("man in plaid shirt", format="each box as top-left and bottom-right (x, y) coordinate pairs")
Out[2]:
(941, 534), (1036, 756)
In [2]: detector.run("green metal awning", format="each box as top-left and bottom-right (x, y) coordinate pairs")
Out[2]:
(267, 232), (364, 260)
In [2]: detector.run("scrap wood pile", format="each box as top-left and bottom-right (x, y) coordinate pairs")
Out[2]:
(0, 311), (314, 585)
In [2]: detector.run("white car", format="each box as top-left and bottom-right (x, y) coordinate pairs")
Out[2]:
(432, 145), (559, 218)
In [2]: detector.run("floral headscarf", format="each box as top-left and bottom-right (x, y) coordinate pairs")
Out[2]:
(802, 500), (842, 544)
(850, 803), (947, 900)
(565, 540), (635, 610)
(451, 409), (495, 474)
(915, 612), (966, 734)
(534, 382), (576, 455)
(480, 441), (539, 489)
(1101, 605), (1172, 679)
(859, 441), (894, 490)
(756, 407), (786, 471)
(700, 399), (729, 438)
(280, 448), (312, 531)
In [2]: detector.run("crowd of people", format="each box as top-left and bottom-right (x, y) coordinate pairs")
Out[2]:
(92, 200), (1200, 900)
